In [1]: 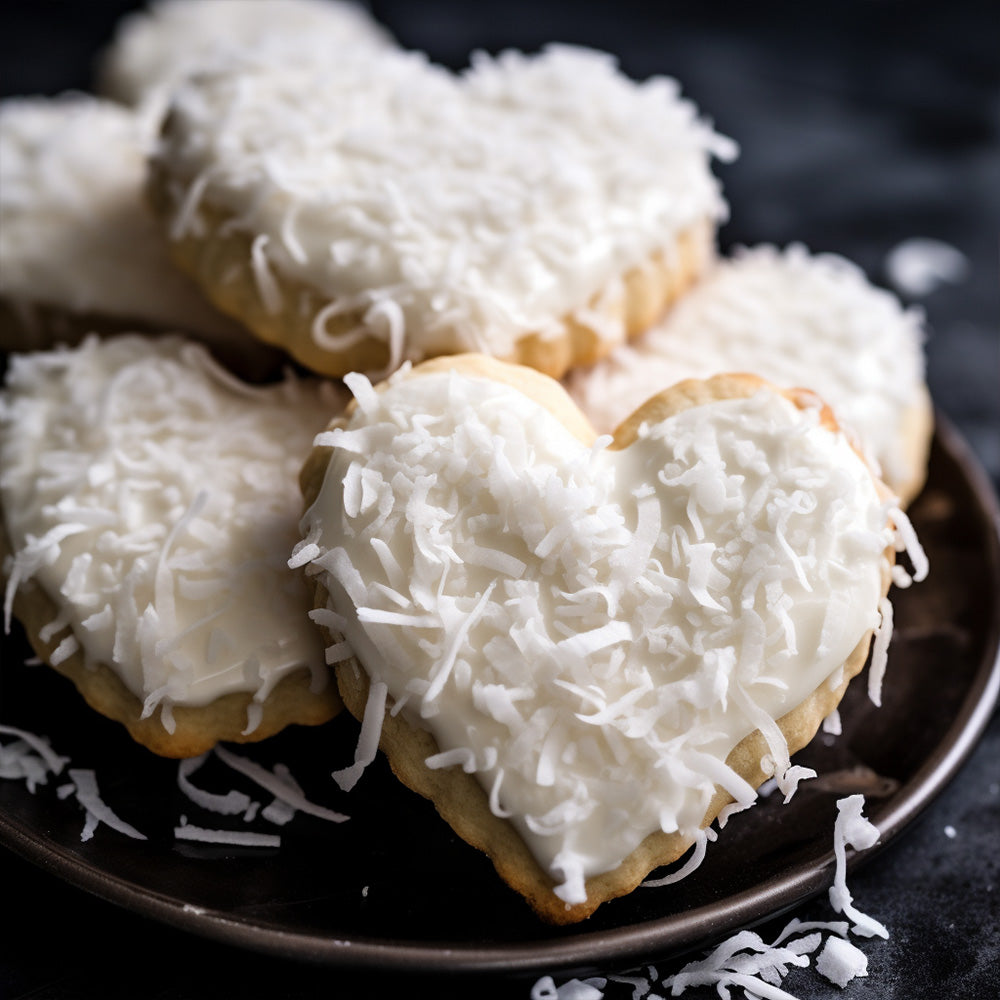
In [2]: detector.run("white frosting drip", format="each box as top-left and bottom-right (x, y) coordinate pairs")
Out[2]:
(298, 370), (893, 901)
(565, 244), (928, 494)
(156, 44), (735, 363)
(0, 335), (348, 724)
(98, 0), (395, 116)
(0, 95), (244, 344)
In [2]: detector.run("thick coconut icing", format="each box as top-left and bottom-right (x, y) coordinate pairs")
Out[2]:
(0, 95), (248, 351)
(0, 335), (347, 732)
(565, 244), (930, 500)
(156, 43), (735, 368)
(296, 368), (901, 903)
(97, 0), (395, 115)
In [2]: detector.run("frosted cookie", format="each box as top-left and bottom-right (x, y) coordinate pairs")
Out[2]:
(149, 45), (735, 380)
(97, 0), (395, 118)
(0, 335), (348, 758)
(294, 355), (917, 922)
(565, 244), (933, 506)
(0, 94), (283, 379)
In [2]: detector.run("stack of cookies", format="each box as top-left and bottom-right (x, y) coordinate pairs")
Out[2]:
(0, 0), (929, 923)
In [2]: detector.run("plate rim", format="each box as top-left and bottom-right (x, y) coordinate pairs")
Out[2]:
(2, 411), (999, 976)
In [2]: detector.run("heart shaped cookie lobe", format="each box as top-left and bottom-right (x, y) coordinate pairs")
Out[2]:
(297, 357), (897, 921)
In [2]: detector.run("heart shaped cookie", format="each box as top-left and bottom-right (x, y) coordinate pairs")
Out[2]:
(97, 0), (395, 114)
(565, 243), (933, 506)
(0, 94), (280, 378)
(295, 356), (900, 922)
(149, 44), (733, 379)
(1, 334), (347, 757)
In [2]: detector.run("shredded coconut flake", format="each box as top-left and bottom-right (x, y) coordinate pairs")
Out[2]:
(332, 680), (388, 792)
(213, 745), (349, 823)
(531, 976), (606, 1000)
(815, 935), (869, 988)
(828, 795), (888, 939)
(65, 768), (147, 842)
(888, 504), (929, 586)
(174, 819), (280, 848)
(662, 795), (885, 997)
(0, 723), (69, 790)
(643, 827), (718, 888)
(885, 237), (968, 297)
(177, 753), (257, 817)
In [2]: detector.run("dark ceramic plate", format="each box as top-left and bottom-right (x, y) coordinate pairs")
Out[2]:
(1, 415), (998, 979)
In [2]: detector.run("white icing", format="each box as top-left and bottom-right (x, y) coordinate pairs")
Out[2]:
(0, 95), (248, 348)
(298, 370), (893, 901)
(97, 0), (395, 115)
(156, 44), (735, 366)
(565, 244), (928, 497)
(0, 335), (348, 726)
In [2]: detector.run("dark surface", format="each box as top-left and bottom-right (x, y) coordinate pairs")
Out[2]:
(2, 2), (999, 998)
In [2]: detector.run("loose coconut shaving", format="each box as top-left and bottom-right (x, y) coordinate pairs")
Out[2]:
(0, 716), (349, 847)
(535, 795), (885, 999)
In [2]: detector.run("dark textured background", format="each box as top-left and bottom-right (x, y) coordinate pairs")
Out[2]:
(1, 2), (998, 998)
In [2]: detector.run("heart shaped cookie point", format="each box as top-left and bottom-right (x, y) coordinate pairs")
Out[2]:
(296, 356), (901, 922)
